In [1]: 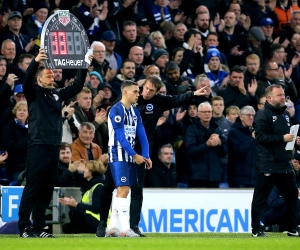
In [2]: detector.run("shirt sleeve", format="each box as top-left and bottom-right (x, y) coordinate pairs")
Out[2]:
(135, 109), (149, 159)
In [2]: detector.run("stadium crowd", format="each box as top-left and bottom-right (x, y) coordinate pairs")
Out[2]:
(1, 0), (300, 192)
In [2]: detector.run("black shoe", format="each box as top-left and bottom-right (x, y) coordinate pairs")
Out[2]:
(35, 231), (56, 238)
(131, 225), (146, 237)
(20, 227), (37, 238)
(287, 227), (300, 237)
(252, 228), (267, 237)
(96, 220), (106, 238)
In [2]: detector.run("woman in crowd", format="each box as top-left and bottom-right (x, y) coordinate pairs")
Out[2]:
(149, 31), (167, 50)
(2, 101), (28, 182)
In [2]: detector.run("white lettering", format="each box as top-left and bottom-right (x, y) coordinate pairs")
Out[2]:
(53, 59), (83, 67)
(9, 195), (18, 217)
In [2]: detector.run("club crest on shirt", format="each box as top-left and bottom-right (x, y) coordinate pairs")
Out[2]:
(121, 176), (126, 182)
(285, 115), (290, 123)
(132, 115), (137, 122)
(114, 115), (121, 123)
(146, 104), (153, 111)
(272, 116), (277, 122)
(53, 94), (59, 101)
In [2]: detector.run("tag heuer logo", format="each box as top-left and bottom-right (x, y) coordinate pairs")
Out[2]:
(58, 11), (70, 26)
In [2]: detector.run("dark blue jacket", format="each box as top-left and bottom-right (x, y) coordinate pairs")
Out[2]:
(227, 120), (256, 187)
(185, 118), (227, 181)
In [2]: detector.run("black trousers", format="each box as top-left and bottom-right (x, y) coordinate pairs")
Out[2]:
(251, 172), (299, 231)
(99, 162), (146, 228)
(18, 145), (59, 232)
(62, 208), (99, 234)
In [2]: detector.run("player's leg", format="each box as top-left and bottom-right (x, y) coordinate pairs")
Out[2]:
(96, 165), (115, 237)
(130, 163), (146, 236)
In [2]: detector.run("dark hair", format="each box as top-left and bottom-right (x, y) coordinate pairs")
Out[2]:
(60, 142), (72, 152)
(121, 80), (138, 90)
(171, 47), (185, 59)
(207, 32), (219, 39)
(35, 66), (46, 78)
(145, 75), (164, 91)
(230, 65), (245, 75)
(269, 43), (285, 59)
(165, 61), (180, 71)
(184, 28), (201, 43)
(18, 53), (34, 64)
(265, 84), (283, 96)
(121, 58), (135, 68)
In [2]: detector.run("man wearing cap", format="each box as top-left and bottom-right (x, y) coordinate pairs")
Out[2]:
(0, 11), (35, 59)
(247, 26), (266, 63)
(101, 31), (122, 73)
(22, 2), (49, 40)
(260, 18), (275, 60)
(152, 48), (169, 80)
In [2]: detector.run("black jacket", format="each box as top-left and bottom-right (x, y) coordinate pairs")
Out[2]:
(24, 60), (87, 146)
(254, 101), (294, 173)
(185, 119), (227, 181)
(55, 161), (78, 187)
(227, 120), (256, 187)
(151, 161), (177, 188)
(2, 119), (28, 174)
(135, 91), (200, 155)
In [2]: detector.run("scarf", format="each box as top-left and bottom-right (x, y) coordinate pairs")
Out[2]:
(32, 15), (44, 35)
(15, 119), (28, 129)
(204, 64), (228, 87)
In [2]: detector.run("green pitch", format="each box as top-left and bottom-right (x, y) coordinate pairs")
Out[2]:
(1, 233), (299, 250)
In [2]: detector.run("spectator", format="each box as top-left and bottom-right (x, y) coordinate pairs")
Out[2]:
(164, 61), (194, 95)
(14, 54), (34, 87)
(149, 31), (167, 50)
(166, 22), (186, 54)
(257, 94), (267, 111)
(90, 41), (114, 83)
(71, 122), (107, 164)
(168, 0), (186, 24)
(151, 144), (177, 188)
(204, 46), (229, 91)
(52, 69), (63, 88)
(152, 49), (169, 80)
(0, 11), (34, 59)
(2, 100), (28, 182)
(244, 54), (261, 90)
(159, 20), (175, 44)
(22, 2), (49, 40)
(193, 74), (215, 104)
(95, 82), (117, 111)
(185, 102), (227, 188)
(260, 18), (275, 60)
(227, 105), (256, 188)
(152, 0), (171, 27)
(211, 96), (232, 187)
(128, 46), (145, 80)
(137, 64), (160, 86)
(72, 0), (109, 43)
(59, 160), (106, 234)
(88, 71), (103, 96)
(111, 59), (136, 97)
(1, 39), (16, 66)
(101, 31), (122, 73)
(194, 12), (209, 41)
(226, 105), (240, 123)
(55, 142), (79, 187)
(73, 87), (108, 152)
(218, 65), (258, 110)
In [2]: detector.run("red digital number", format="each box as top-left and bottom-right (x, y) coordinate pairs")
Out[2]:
(51, 32), (59, 55)
(58, 32), (68, 55)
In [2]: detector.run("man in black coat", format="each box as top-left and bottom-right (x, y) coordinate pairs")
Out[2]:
(150, 144), (177, 188)
(18, 48), (91, 238)
(185, 101), (227, 188)
(227, 105), (256, 188)
(96, 75), (208, 237)
(251, 84), (300, 237)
